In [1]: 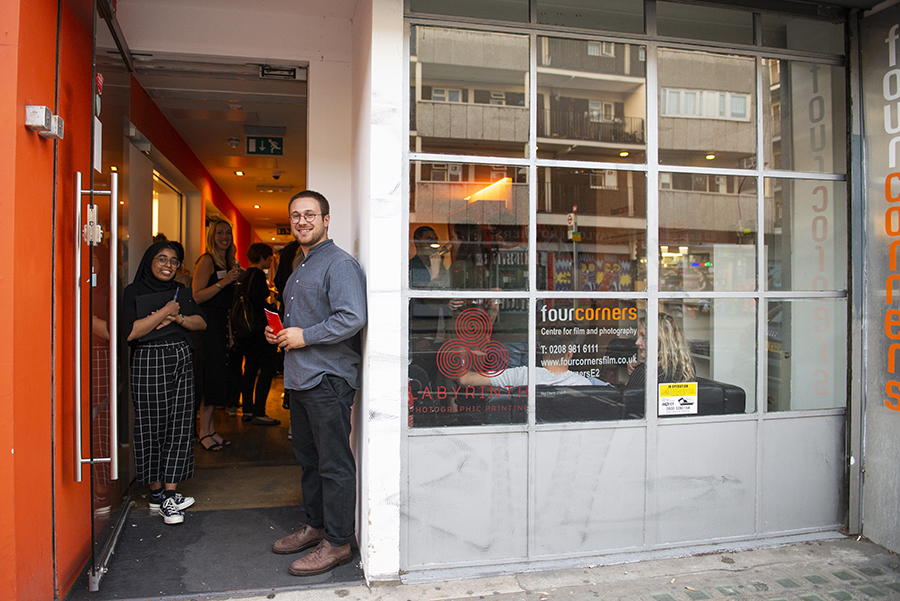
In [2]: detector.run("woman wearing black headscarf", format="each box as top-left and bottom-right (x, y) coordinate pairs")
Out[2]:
(122, 241), (206, 525)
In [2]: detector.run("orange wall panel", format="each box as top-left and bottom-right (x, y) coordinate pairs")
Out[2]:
(52, 0), (96, 597)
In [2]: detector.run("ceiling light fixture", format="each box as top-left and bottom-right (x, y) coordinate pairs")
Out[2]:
(619, 151), (629, 157)
(227, 137), (240, 148)
(235, 171), (244, 176)
(254, 205), (260, 209)
(257, 185), (292, 193)
(110, 166), (118, 172)
(705, 153), (716, 160)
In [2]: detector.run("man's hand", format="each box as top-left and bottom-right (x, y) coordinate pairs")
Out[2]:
(274, 326), (306, 350)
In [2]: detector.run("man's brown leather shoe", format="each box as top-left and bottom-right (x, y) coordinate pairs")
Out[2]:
(272, 524), (325, 554)
(288, 540), (352, 576)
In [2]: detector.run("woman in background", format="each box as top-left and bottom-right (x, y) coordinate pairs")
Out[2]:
(193, 219), (243, 450)
(123, 241), (206, 524)
(626, 312), (696, 388)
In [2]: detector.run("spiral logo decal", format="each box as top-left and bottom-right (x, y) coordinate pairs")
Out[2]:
(455, 307), (492, 344)
(436, 306), (509, 379)
(437, 340), (473, 378)
(472, 340), (509, 377)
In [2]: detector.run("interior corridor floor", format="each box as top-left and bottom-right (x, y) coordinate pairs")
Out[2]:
(68, 376), (364, 600)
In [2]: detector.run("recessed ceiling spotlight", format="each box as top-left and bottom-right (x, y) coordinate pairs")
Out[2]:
(254, 205), (260, 209)
(705, 153), (716, 160)
(235, 171), (244, 176)
(110, 166), (118, 172)
(619, 151), (629, 157)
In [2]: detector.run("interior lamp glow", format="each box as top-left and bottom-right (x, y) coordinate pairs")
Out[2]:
(464, 177), (511, 204)
(705, 153), (716, 160)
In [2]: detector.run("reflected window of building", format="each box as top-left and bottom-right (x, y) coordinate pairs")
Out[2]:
(659, 172), (757, 292)
(410, 26), (530, 158)
(410, 162), (528, 291)
(537, 0), (644, 34)
(538, 168), (647, 292)
(409, 0), (529, 22)
(760, 14), (844, 55)
(657, 2), (753, 45)
(762, 59), (846, 174)
(658, 49), (756, 168)
(764, 178), (847, 291)
(537, 37), (647, 164)
(766, 299), (847, 412)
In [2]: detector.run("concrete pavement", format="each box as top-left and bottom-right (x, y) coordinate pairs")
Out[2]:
(216, 536), (900, 601)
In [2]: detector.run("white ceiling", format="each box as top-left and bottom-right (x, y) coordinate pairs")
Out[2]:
(132, 53), (309, 244)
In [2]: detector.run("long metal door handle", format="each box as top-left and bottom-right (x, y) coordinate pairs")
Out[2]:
(74, 172), (84, 482)
(74, 172), (117, 482)
(109, 173), (119, 480)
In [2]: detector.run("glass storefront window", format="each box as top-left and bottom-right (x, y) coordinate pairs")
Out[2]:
(537, 0), (644, 34)
(409, 0), (530, 22)
(409, 298), (528, 427)
(406, 21), (849, 428)
(762, 59), (846, 174)
(655, 300), (757, 416)
(536, 37), (647, 164)
(659, 172), (757, 292)
(538, 168), (647, 292)
(765, 178), (846, 292)
(656, 2), (754, 46)
(658, 49), (757, 169)
(535, 299), (642, 423)
(410, 162), (528, 291)
(760, 15), (844, 55)
(410, 26), (530, 158)
(766, 299), (847, 411)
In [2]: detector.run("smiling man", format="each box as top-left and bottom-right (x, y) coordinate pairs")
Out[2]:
(265, 190), (367, 576)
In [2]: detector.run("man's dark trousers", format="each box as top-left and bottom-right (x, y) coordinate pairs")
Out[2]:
(289, 375), (356, 547)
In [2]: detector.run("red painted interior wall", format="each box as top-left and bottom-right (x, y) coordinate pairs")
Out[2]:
(130, 77), (252, 265)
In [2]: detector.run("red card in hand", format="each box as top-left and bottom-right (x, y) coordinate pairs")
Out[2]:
(264, 309), (283, 334)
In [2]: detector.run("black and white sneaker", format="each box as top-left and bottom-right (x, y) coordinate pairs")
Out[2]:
(158, 497), (184, 525)
(149, 493), (195, 512)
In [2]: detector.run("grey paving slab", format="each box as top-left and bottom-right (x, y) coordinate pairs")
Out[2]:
(147, 537), (900, 601)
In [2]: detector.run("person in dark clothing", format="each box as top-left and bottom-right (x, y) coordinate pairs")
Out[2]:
(237, 242), (281, 425)
(274, 240), (300, 311)
(268, 190), (367, 577)
(409, 225), (448, 288)
(122, 241), (206, 524)
(192, 219), (243, 450)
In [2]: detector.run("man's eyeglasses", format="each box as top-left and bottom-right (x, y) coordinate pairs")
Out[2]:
(154, 256), (181, 268)
(289, 212), (323, 224)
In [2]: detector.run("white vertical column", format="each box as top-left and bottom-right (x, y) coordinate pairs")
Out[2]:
(353, 0), (405, 583)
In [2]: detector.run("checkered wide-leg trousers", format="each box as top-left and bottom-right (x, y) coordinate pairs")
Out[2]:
(131, 340), (195, 486)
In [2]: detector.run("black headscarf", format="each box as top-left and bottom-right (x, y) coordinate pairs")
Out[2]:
(122, 241), (202, 347)
(131, 241), (183, 295)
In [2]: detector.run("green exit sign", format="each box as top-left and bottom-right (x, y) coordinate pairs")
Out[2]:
(246, 136), (283, 155)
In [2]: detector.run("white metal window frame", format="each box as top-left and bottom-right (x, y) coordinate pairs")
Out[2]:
(402, 0), (853, 573)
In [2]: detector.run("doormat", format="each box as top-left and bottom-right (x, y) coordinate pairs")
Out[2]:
(67, 505), (364, 600)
